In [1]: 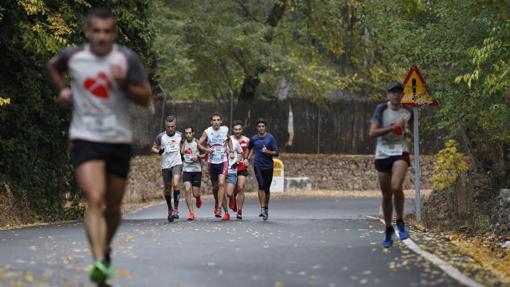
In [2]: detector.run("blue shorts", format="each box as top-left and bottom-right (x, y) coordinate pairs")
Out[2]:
(227, 173), (238, 185)
(208, 162), (227, 182)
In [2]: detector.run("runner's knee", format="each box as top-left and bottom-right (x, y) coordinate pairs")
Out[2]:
(391, 182), (403, 193)
(85, 189), (105, 207)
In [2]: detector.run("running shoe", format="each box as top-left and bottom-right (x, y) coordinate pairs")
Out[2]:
(214, 206), (222, 218)
(196, 196), (202, 209)
(188, 212), (195, 221)
(259, 208), (264, 217)
(172, 208), (180, 219)
(262, 209), (268, 221)
(236, 210), (242, 220)
(90, 260), (110, 284)
(167, 212), (174, 223)
(222, 212), (230, 221)
(383, 226), (394, 248)
(396, 221), (410, 240)
(229, 196), (235, 211)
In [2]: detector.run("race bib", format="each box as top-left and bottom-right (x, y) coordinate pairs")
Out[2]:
(212, 146), (226, 154)
(184, 154), (193, 163)
(166, 143), (179, 153)
(380, 143), (404, 156)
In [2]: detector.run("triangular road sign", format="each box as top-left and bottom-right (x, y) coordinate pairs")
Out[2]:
(401, 67), (438, 107)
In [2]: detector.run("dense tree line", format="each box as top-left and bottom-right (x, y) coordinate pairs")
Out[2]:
(0, 0), (153, 221)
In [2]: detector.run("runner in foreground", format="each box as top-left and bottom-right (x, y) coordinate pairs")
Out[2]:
(48, 8), (152, 285)
(151, 116), (183, 222)
(181, 126), (203, 220)
(248, 118), (279, 221)
(231, 120), (250, 219)
(369, 82), (412, 248)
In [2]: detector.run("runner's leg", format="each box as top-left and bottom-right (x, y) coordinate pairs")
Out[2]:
(378, 171), (393, 228)
(217, 174), (227, 212)
(104, 173), (127, 251)
(263, 169), (273, 208)
(192, 172), (202, 209)
(172, 171), (181, 214)
(391, 160), (409, 221)
(184, 180), (193, 213)
(77, 160), (107, 261)
(162, 169), (173, 213)
(236, 175), (246, 212)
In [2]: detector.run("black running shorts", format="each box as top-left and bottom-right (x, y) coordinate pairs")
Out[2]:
(237, 169), (249, 177)
(183, 171), (202, 187)
(374, 152), (411, 173)
(70, 139), (132, 178)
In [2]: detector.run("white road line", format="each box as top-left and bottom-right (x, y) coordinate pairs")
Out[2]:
(366, 215), (485, 287)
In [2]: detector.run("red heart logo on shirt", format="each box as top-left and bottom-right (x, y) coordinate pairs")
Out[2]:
(83, 72), (112, 99)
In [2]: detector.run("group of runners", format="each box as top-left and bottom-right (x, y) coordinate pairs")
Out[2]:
(150, 113), (278, 223)
(48, 8), (411, 286)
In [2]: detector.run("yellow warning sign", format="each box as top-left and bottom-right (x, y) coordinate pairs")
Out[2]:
(401, 67), (438, 107)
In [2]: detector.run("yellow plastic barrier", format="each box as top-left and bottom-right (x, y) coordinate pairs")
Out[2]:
(272, 159), (285, 192)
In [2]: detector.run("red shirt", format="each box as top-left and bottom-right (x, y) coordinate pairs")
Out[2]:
(237, 136), (249, 171)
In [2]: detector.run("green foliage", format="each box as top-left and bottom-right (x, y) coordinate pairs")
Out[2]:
(379, 0), (510, 181)
(431, 140), (469, 191)
(150, 0), (393, 101)
(0, 1), (153, 221)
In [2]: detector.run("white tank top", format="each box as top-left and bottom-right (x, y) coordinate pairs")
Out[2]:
(206, 126), (229, 164)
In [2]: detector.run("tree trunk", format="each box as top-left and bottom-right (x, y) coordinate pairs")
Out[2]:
(238, 0), (287, 101)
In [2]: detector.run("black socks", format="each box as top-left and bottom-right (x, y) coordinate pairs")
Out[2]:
(164, 193), (173, 211)
(173, 190), (181, 209)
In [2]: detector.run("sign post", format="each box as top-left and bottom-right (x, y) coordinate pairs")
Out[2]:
(401, 67), (437, 224)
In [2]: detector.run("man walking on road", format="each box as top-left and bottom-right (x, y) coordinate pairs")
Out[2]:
(47, 8), (152, 285)
(198, 113), (233, 220)
(231, 120), (250, 220)
(369, 82), (412, 248)
(248, 118), (279, 221)
(181, 126), (203, 221)
(151, 116), (183, 222)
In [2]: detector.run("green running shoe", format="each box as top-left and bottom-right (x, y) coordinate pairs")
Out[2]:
(90, 260), (111, 284)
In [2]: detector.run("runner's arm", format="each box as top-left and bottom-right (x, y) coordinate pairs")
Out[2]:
(125, 82), (152, 107)
(48, 55), (73, 107)
(180, 141), (185, 154)
(247, 148), (255, 162)
(151, 143), (162, 154)
(242, 138), (250, 165)
(47, 56), (67, 92)
(369, 121), (394, 138)
(151, 134), (163, 154)
(198, 131), (211, 153)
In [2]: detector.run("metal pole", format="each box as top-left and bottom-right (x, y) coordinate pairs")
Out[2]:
(413, 108), (421, 223)
(317, 105), (321, 154)
(229, 89), (234, 128)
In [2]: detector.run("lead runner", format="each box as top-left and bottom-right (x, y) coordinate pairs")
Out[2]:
(48, 8), (151, 285)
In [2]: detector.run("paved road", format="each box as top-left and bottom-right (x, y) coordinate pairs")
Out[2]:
(0, 195), (464, 287)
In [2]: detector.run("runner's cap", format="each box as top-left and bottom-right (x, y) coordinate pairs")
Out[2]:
(387, 82), (404, 92)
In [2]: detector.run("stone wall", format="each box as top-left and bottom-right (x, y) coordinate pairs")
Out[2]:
(124, 153), (434, 203)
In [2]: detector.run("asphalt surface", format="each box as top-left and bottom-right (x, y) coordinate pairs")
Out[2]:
(0, 195), (466, 287)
